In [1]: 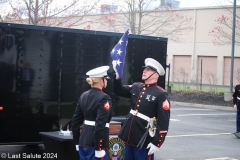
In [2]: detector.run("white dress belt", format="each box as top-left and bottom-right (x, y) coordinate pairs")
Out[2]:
(84, 120), (109, 128)
(130, 109), (150, 122)
(237, 97), (240, 100)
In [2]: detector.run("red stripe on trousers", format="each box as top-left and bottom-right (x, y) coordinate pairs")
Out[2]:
(148, 154), (153, 160)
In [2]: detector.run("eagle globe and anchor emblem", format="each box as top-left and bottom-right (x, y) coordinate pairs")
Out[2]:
(108, 137), (125, 160)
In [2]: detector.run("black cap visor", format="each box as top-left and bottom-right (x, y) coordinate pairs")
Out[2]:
(104, 75), (111, 79)
(142, 65), (157, 72)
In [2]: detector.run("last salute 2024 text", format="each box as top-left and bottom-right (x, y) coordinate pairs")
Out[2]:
(6, 153), (57, 159)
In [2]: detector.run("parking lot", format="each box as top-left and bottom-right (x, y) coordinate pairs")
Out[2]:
(155, 105), (239, 160)
(0, 104), (239, 160)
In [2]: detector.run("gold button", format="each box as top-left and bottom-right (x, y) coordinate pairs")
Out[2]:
(143, 88), (146, 90)
(139, 100), (141, 102)
(137, 105), (139, 107)
(100, 148), (102, 150)
(158, 144), (160, 147)
(133, 93), (135, 95)
(147, 85), (149, 87)
(140, 96), (142, 98)
(142, 92), (145, 94)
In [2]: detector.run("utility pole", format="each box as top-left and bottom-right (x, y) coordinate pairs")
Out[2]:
(225, 0), (237, 101)
(230, 0), (237, 93)
(29, 0), (31, 24)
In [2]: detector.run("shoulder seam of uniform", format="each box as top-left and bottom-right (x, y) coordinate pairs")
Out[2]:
(156, 86), (166, 92)
(82, 90), (89, 94)
(100, 91), (107, 95)
(133, 82), (144, 86)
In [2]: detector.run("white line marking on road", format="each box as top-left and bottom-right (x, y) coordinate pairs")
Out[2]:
(205, 157), (238, 160)
(177, 113), (235, 116)
(167, 133), (231, 138)
(170, 119), (180, 121)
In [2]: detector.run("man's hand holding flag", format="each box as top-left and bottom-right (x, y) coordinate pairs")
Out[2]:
(110, 29), (129, 79)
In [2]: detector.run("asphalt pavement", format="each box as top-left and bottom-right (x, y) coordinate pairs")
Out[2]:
(171, 101), (236, 112)
(0, 102), (239, 160)
(154, 103), (239, 160)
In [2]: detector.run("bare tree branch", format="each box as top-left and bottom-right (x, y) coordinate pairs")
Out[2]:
(1, 0), (101, 28)
(235, 68), (240, 83)
(100, 0), (193, 41)
(209, 1), (240, 45)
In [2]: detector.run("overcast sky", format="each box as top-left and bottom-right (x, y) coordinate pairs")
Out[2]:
(179, 0), (239, 8)
(0, 0), (239, 15)
(1, 0), (239, 8)
(46, 0), (239, 8)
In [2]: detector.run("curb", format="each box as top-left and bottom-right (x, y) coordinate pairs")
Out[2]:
(171, 101), (236, 112)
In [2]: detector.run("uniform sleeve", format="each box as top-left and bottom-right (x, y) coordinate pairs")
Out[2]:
(151, 92), (170, 148)
(113, 78), (131, 98)
(94, 95), (112, 150)
(71, 99), (84, 145)
(232, 86), (237, 105)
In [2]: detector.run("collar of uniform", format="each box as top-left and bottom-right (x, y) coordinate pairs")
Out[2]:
(92, 87), (102, 91)
(143, 83), (157, 88)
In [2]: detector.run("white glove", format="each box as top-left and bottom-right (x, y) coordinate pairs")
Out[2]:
(147, 143), (159, 155)
(112, 60), (119, 77)
(75, 145), (79, 151)
(234, 104), (237, 108)
(95, 150), (106, 158)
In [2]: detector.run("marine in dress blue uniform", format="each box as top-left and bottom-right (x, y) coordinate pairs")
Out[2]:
(113, 58), (170, 160)
(232, 84), (240, 138)
(71, 66), (113, 159)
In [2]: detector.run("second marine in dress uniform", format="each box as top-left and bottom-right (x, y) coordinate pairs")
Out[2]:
(71, 66), (113, 160)
(232, 84), (240, 138)
(113, 58), (170, 160)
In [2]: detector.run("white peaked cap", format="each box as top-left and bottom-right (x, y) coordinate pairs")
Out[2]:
(86, 66), (110, 79)
(143, 58), (165, 76)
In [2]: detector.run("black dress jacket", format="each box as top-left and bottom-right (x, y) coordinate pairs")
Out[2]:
(114, 79), (170, 148)
(71, 87), (113, 150)
(232, 84), (240, 110)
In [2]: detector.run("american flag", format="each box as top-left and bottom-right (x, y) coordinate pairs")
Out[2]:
(110, 29), (129, 79)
